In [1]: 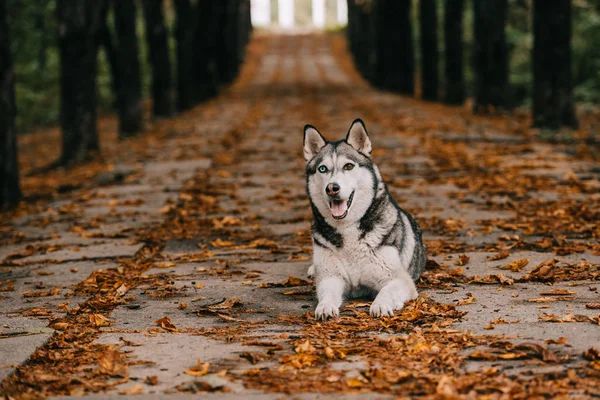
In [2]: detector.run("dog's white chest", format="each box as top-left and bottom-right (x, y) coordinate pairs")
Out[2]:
(314, 228), (401, 288)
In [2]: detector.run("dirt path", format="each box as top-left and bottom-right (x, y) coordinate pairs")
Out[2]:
(1, 33), (599, 399)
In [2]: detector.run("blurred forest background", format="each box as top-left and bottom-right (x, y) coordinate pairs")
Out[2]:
(6, 0), (600, 132)
(1, 0), (600, 208)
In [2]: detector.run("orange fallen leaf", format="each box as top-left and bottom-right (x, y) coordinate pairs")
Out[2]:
(184, 359), (210, 377)
(501, 259), (529, 272)
(98, 349), (128, 377)
(154, 316), (178, 332)
(89, 314), (111, 327)
(456, 293), (476, 306)
(119, 384), (143, 395)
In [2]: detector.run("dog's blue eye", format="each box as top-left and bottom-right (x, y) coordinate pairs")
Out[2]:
(318, 165), (328, 173)
(343, 163), (354, 171)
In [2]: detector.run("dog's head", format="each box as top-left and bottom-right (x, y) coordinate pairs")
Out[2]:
(304, 119), (379, 224)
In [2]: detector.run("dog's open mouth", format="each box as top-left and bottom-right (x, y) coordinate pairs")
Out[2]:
(329, 191), (354, 220)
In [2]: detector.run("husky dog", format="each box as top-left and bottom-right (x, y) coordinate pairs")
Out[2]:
(303, 119), (426, 319)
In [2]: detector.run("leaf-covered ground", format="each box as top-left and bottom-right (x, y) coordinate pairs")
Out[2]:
(1, 33), (599, 399)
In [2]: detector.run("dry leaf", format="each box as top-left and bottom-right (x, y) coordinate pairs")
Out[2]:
(154, 316), (178, 332)
(295, 340), (316, 354)
(487, 250), (510, 261)
(89, 314), (111, 327)
(184, 359), (210, 377)
(501, 258), (529, 272)
(456, 293), (476, 306)
(208, 297), (242, 309)
(540, 288), (576, 296)
(98, 349), (128, 377)
(119, 384), (143, 395)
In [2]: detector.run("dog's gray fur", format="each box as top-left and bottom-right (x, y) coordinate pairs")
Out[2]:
(303, 119), (426, 319)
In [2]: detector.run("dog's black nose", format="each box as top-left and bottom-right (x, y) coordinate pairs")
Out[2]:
(326, 183), (340, 196)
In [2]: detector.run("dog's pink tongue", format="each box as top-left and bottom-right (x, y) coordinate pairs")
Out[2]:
(331, 200), (348, 217)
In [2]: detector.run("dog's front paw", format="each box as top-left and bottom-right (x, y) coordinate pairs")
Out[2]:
(315, 302), (339, 320)
(307, 264), (315, 279)
(370, 299), (395, 318)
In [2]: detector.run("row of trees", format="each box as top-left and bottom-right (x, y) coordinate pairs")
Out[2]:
(0, 0), (252, 208)
(347, 0), (578, 130)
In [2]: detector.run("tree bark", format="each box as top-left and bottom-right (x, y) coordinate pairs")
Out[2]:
(114, 0), (143, 136)
(141, 0), (175, 117)
(57, 0), (107, 164)
(195, 0), (220, 101)
(532, 0), (577, 129)
(174, 0), (198, 110)
(379, 0), (414, 95)
(473, 0), (510, 113)
(216, 0), (238, 85)
(419, 0), (439, 101)
(443, 0), (465, 105)
(0, 0), (21, 207)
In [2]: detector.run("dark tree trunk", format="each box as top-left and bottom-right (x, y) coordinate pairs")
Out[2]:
(532, 0), (577, 129)
(57, 0), (107, 164)
(0, 0), (21, 207)
(98, 18), (120, 104)
(379, 0), (414, 95)
(195, 0), (220, 101)
(141, 0), (175, 117)
(174, 0), (198, 110)
(473, 0), (510, 113)
(419, 0), (439, 101)
(444, 0), (465, 105)
(216, 0), (238, 85)
(114, 0), (143, 136)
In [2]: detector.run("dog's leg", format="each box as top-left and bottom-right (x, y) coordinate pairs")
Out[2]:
(315, 276), (345, 320)
(307, 264), (315, 279)
(370, 277), (417, 318)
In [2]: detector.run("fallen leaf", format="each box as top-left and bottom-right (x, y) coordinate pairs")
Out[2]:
(155, 316), (178, 332)
(208, 297), (242, 310)
(89, 314), (111, 327)
(487, 250), (510, 261)
(295, 340), (316, 354)
(119, 384), (143, 395)
(501, 259), (529, 272)
(98, 349), (128, 377)
(585, 303), (600, 309)
(184, 360), (210, 377)
(540, 288), (576, 296)
(456, 293), (476, 306)
(145, 376), (158, 386)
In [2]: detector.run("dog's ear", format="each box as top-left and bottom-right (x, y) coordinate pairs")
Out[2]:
(303, 125), (327, 162)
(346, 119), (372, 156)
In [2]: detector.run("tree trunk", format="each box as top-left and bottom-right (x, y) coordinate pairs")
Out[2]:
(114, 0), (143, 136)
(419, 0), (439, 101)
(57, 0), (107, 164)
(532, 0), (577, 129)
(380, 0), (414, 95)
(142, 0), (175, 117)
(473, 0), (510, 113)
(174, 0), (198, 110)
(216, 0), (238, 85)
(444, 0), (465, 105)
(195, 0), (220, 102)
(0, 0), (21, 207)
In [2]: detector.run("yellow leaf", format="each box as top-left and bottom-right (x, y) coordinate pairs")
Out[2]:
(184, 359), (210, 377)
